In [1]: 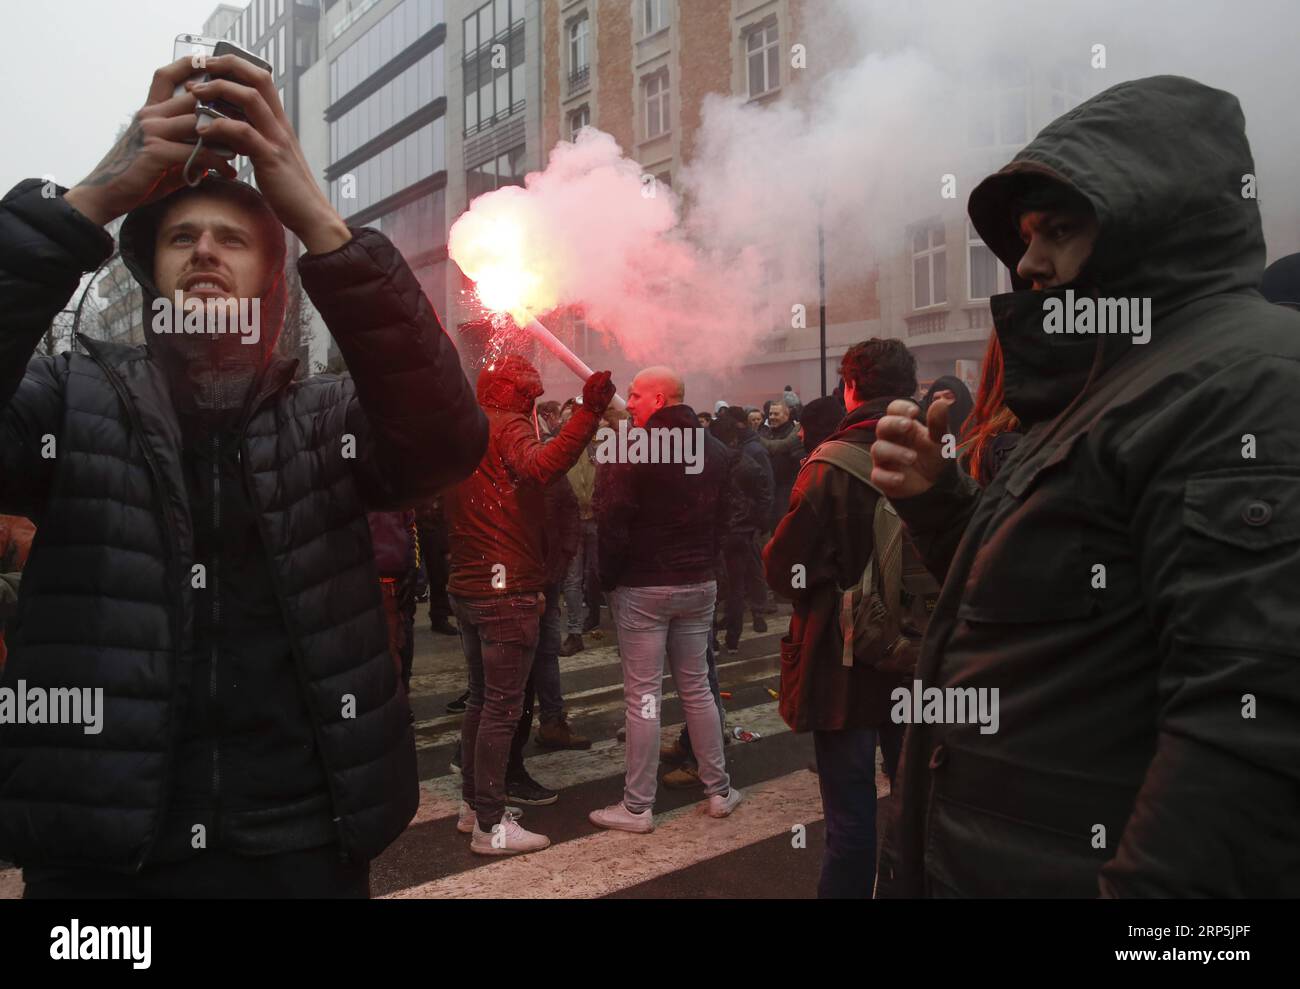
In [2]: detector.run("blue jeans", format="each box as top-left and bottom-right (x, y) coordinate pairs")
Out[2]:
(508, 583), (566, 773)
(610, 582), (729, 813)
(451, 593), (540, 829)
(812, 721), (904, 899)
(534, 581), (565, 723)
(563, 519), (598, 634)
(678, 629), (725, 761)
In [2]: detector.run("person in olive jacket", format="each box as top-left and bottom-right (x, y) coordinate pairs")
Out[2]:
(871, 75), (1300, 897)
(0, 56), (487, 897)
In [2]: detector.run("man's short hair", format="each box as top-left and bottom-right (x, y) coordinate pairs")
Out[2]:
(839, 338), (918, 403)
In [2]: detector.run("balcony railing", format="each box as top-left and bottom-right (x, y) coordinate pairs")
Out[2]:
(906, 310), (949, 336)
(568, 64), (590, 95)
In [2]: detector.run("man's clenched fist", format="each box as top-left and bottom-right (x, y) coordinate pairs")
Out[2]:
(869, 396), (955, 499)
(582, 371), (616, 416)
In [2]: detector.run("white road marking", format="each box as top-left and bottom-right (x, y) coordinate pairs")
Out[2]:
(388, 769), (825, 899)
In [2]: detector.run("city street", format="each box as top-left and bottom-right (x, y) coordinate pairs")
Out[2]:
(0, 606), (891, 899)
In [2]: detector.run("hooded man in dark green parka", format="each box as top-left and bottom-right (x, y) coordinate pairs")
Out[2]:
(870, 75), (1300, 897)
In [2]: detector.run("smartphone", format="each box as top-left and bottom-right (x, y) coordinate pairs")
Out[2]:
(170, 33), (273, 157)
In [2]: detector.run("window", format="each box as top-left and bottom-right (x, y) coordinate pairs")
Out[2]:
(568, 105), (590, 140)
(277, 0), (285, 18)
(331, 122), (445, 217)
(331, 0), (439, 102)
(641, 0), (667, 37)
(746, 20), (780, 98)
(1048, 64), (1083, 119)
(968, 58), (1028, 149)
(330, 54), (442, 161)
(912, 222), (947, 309)
(462, 1), (525, 135)
(465, 143), (526, 200)
(277, 26), (286, 77)
(967, 221), (1011, 300)
(643, 70), (669, 140)
(569, 14), (589, 78)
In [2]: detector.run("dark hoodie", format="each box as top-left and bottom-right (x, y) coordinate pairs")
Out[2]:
(444, 355), (601, 599)
(879, 76), (1300, 898)
(920, 375), (973, 444)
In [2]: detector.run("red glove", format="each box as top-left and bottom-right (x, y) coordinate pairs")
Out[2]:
(582, 370), (616, 415)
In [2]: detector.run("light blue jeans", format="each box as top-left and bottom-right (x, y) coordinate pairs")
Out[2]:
(610, 581), (730, 813)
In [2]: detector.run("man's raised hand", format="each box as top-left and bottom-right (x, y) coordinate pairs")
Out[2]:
(64, 58), (237, 227)
(869, 396), (954, 499)
(185, 54), (350, 254)
(582, 371), (616, 416)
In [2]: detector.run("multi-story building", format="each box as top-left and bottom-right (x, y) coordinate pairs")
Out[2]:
(304, 0), (451, 370)
(442, 0), (544, 376)
(525, 2), (1097, 404)
(528, 0), (887, 406)
(876, 56), (1093, 390)
(212, 0), (324, 371)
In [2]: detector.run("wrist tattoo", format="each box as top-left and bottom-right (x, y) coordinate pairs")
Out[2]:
(83, 118), (145, 187)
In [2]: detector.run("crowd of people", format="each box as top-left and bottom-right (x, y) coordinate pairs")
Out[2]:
(1, 59), (1297, 899)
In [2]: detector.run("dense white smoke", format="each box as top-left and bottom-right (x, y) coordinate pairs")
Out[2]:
(450, 0), (1300, 386)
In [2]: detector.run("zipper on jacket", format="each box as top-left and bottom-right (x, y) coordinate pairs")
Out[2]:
(239, 430), (352, 863)
(210, 432), (222, 841)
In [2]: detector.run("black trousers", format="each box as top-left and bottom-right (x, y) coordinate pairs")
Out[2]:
(416, 517), (453, 623)
(22, 844), (370, 899)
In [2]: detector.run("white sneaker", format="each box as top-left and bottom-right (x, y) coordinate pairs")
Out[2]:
(589, 801), (655, 834)
(469, 810), (550, 856)
(706, 787), (744, 818)
(457, 800), (523, 834)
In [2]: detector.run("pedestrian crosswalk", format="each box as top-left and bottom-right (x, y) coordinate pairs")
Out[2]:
(0, 613), (890, 898)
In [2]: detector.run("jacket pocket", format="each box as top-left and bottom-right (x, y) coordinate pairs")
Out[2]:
(1183, 468), (1300, 551)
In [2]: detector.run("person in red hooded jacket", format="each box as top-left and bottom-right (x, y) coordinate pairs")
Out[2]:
(443, 356), (615, 855)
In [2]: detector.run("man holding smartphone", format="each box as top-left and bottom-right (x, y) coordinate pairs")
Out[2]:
(0, 56), (488, 897)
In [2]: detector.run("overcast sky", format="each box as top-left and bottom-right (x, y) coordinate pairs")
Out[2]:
(0, 0), (231, 195)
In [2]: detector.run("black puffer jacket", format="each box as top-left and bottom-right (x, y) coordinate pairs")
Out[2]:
(877, 77), (1300, 898)
(0, 178), (487, 872)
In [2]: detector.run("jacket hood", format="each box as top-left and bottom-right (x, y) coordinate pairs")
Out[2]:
(118, 176), (288, 367)
(967, 75), (1264, 423)
(922, 375), (973, 438)
(969, 75), (1263, 312)
(476, 355), (544, 413)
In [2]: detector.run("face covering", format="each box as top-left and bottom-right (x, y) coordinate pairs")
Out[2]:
(990, 283), (1105, 427)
